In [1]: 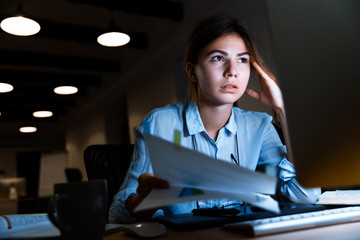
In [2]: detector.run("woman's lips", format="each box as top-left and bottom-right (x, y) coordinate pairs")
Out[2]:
(221, 83), (238, 93)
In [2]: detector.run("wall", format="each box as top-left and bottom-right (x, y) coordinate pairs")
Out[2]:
(265, 0), (360, 187)
(0, 150), (16, 177)
(126, 65), (178, 143)
(65, 107), (107, 179)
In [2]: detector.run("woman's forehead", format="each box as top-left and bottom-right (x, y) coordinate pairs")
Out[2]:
(201, 33), (248, 55)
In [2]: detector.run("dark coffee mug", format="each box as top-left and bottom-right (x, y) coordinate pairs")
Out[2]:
(48, 179), (108, 240)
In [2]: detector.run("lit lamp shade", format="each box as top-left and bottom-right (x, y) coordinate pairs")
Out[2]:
(33, 111), (53, 118)
(19, 126), (37, 133)
(0, 83), (14, 93)
(1, 16), (40, 36)
(97, 31), (130, 47)
(54, 86), (78, 95)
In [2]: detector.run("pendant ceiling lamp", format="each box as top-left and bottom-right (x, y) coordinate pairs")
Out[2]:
(54, 86), (78, 95)
(97, 16), (130, 47)
(19, 126), (37, 133)
(0, 83), (14, 93)
(33, 110), (53, 118)
(0, 1), (40, 36)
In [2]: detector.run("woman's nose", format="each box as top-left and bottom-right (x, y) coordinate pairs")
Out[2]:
(224, 61), (239, 78)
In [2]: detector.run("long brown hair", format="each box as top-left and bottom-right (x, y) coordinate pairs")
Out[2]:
(184, 15), (277, 104)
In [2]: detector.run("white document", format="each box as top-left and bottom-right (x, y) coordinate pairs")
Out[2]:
(135, 133), (279, 213)
(318, 190), (360, 205)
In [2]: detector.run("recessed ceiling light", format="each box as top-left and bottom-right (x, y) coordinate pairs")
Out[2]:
(0, 83), (14, 93)
(19, 126), (37, 133)
(54, 86), (78, 95)
(33, 111), (53, 118)
(1, 16), (40, 36)
(97, 32), (130, 47)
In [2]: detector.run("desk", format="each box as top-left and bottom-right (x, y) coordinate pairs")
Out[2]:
(103, 222), (360, 240)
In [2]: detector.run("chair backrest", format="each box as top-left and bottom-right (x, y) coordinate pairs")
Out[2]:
(83, 144), (134, 218)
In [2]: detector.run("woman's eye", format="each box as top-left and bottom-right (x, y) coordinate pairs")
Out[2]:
(211, 56), (224, 62)
(239, 57), (248, 63)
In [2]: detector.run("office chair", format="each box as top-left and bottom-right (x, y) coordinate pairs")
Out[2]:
(83, 144), (134, 220)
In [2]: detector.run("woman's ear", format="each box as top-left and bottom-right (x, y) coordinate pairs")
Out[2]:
(185, 62), (197, 82)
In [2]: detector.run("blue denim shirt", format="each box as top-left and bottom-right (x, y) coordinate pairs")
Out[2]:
(109, 101), (321, 223)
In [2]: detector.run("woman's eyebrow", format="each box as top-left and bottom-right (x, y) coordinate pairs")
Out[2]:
(207, 49), (250, 57)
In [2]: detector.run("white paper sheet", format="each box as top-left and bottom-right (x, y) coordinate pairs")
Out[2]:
(317, 190), (360, 205)
(135, 133), (279, 213)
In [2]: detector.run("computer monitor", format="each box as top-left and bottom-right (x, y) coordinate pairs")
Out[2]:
(266, 0), (360, 188)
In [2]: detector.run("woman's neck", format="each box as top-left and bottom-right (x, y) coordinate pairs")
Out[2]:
(198, 103), (233, 141)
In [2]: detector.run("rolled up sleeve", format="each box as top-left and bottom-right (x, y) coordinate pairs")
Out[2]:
(278, 159), (321, 203)
(259, 122), (321, 204)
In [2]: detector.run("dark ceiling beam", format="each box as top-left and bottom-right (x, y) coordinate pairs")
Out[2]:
(0, 70), (102, 87)
(0, 95), (76, 108)
(0, 48), (120, 72)
(36, 21), (148, 49)
(66, 0), (184, 21)
(0, 131), (65, 150)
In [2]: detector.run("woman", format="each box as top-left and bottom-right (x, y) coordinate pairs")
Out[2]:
(109, 15), (320, 223)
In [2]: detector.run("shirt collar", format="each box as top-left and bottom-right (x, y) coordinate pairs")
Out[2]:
(186, 101), (206, 135)
(226, 109), (237, 135)
(185, 101), (237, 136)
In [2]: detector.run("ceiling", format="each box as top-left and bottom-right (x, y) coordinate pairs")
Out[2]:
(0, 0), (184, 150)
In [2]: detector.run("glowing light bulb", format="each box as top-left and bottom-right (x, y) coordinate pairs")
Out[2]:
(1, 16), (40, 36)
(33, 111), (53, 118)
(0, 83), (14, 93)
(54, 86), (78, 95)
(19, 126), (37, 133)
(97, 32), (130, 47)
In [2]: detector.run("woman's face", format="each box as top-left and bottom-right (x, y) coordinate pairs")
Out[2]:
(191, 33), (251, 107)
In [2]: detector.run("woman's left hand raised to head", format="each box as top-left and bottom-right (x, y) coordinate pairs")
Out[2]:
(247, 60), (292, 154)
(245, 60), (285, 115)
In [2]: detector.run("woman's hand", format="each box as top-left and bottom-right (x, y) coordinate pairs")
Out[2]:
(247, 60), (292, 160)
(246, 60), (285, 114)
(125, 173), (169, 218)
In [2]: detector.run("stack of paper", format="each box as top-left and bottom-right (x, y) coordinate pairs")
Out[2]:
(135, 133), (280, 213)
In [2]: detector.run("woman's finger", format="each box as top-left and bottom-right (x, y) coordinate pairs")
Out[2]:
(126, 174), (169, 218)
(138, 173), (169, 189)
(137, 173), (169, 198)
(250, 59), (284, 111)
(245, 88), (260, 100)
(251, 59), (274, 82)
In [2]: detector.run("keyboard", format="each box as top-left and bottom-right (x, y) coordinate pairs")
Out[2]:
(157, 203), (324, 230)
(222, 206), (360, 236)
